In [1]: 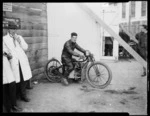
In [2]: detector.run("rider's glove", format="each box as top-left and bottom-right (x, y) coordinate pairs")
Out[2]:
(85, 50), (90, 56)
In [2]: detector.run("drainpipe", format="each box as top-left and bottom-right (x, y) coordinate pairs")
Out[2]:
(102, 9), (105, 56)
(128, 1), (131, 33)
(102, 9), (105, 41)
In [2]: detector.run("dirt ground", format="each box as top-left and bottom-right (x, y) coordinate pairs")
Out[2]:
(17, 59), (148, 115)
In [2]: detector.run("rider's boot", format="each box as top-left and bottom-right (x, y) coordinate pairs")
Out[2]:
(67, 78), (74, 83)
(61, 77), (69, 86)
(74, 78), (82, 84)
(62, 68), (71, 85)
(77, 79), (83, 84)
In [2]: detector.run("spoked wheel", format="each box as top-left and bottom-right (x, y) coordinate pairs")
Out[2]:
(86, 61), (112, 89)
(44, 58), (62, 83)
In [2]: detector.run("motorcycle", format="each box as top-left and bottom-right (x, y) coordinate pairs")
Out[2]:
(44, 51), (112, 89)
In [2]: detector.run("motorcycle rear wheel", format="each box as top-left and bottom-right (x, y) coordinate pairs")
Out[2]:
(44, 58), (62, 83)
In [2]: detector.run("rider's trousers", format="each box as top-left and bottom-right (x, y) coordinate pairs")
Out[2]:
(61, 57), (75, 79)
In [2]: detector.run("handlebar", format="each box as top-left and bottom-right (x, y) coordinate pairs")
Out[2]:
(77, 57), (88, 62)
(74, 53), (93, 63)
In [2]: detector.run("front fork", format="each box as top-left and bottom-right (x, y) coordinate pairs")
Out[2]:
(93, 64), (100, 76)
(81, 61), (90, 81)
(90, 58), (100, 77)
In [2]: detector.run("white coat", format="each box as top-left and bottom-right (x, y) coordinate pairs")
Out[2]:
(3, 42), (16, 84)
(3, 33), (32, 83)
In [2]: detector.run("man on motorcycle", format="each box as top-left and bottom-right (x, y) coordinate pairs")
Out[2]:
(61, 32), (86, 85)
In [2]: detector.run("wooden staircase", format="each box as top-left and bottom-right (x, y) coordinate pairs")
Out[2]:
(76, 3), (147, 69)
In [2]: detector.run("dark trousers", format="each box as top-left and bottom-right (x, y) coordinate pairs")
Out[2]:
(16, 62), (27, 99)
(61, 57), (76, 79)
(3, 105), (7, 113)
(3, 81), (17, 113)
(26, 79), (32, 88)
(139, 47), (147, 61)
(139, 47), (147, 73)
(105, 44), (113, 56)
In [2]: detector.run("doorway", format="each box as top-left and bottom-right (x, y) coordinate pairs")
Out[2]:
(100, 36), (118, 60)
(103, 37), (113, 56)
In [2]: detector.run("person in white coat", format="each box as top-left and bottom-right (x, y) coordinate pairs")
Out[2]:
(3, 21), (32, 102)
(3, 41), (22, 112)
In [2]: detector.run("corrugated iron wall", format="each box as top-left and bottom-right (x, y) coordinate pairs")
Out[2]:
(3, 3), (48, 81)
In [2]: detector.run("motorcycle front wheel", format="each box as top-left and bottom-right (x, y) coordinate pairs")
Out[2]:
(86, 61), (112, 89)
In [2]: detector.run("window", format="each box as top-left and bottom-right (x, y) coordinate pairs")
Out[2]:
(141, 1), (147, 16)
(122, 3), (126, 18)
(130, 1), (136, 18)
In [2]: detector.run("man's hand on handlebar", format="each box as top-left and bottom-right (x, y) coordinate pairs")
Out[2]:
(85, 50), (91, 56)
(79, 54), (85, 60)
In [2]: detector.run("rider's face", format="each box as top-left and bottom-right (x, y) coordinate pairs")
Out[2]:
(71, 36), (77, 43)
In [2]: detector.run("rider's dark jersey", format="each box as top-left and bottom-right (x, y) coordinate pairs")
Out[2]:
(61, 39), (86, 59)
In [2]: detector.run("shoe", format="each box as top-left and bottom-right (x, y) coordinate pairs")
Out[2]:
(68, 79), (74, 83)
(20, 96), (30, 102)
(61, 78), (69, 86)
(75, 79), (82, 84)
(11, 106), (22, 112)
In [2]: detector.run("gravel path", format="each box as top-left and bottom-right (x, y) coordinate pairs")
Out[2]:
(17, 60), (147, 115)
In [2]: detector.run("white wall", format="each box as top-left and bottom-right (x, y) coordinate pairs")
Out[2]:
(85, 3), (119, 60)
(85, 3), (120, 35)
(47, 3), (101, 61)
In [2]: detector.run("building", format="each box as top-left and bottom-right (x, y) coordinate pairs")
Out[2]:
(3, 3), (121, 81)
(3, 2), (147, 81)
(3, 3), (48, 81)
(118, 1), (147, 36)
(47, 2), (147, 68)
(85, 3), (120, 60)
(47, 3), (120, 61)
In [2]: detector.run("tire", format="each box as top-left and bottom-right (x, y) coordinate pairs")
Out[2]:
(86, 61), (112, 89)
(44, 58), (62, 83)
